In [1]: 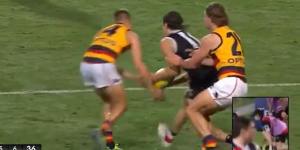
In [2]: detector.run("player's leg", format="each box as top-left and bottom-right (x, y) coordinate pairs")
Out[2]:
(95, 84), (127, 149)
(95, 88), (112, 121)
(158, 100), (189, 147)
(207, 118), (232, 143)
(188, 77), (247, 149)
(186, 98), (230, 144)
(92, 64), (125, 150)
(186, 90), (220, 149)
(171, 88), (210, 136)
(262, 130), (273, 148)
(104, 84), (127, 123)
(94, 88), (114, 149)
(199, 107), (232, 143)
(171, 101), (188, 135)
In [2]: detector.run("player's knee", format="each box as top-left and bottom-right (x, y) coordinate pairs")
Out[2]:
(203, 115), (211, 121)
(186, 105), (197, 117)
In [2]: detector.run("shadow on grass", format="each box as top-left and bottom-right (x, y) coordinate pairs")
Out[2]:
(12, 0), (102, 29)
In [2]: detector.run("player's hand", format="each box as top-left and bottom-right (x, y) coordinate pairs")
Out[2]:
(148, 83), (165, 101)
(140, 74), (165, 101)
(201, 57), (214, 66)
(149, 86), (165, 101)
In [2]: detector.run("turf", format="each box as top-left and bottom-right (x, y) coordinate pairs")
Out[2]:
(0, 0), (299, 149)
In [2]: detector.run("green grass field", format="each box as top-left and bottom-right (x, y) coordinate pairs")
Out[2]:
(0, 0), (299, 149)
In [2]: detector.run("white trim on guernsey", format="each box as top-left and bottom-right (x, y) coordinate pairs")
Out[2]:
(0, 83), (299, 95)
(186, 32), (200, 46)
(177, 32), (199, 49)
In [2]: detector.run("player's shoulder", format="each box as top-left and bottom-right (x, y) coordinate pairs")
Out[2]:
(205, 33), (221, 40)
(126, 30), (139, 40)
(160, 36), (174, 43)
(200, 33), (221, 46)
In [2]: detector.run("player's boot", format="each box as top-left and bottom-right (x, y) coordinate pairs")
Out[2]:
(105, 144), (123, 150)
(201, 135), (217, 150)
(158, 123), (174, 147)
(90, 128), (104, 150)
(225, 134), (233, 144)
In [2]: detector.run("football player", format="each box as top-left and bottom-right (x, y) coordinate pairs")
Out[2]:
(150, 11), (221, 147)
(80, 9), (157, 150)
(166, 3), (248, 149)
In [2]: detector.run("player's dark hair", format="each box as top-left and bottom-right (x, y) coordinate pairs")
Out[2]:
(163, 11), (184, 30)
(114, 9), (130, 21)
(205, 2), (229, 27)
(252, 109), (264, 119)
(232, 116), (251, 138)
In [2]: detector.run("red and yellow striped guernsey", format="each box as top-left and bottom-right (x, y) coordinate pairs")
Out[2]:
(210, 26), (246, 81)
(83, 23), (130, 63)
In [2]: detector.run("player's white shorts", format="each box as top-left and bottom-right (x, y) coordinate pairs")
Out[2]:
(80, 62), (122, 88)
(208, 77), (247, 107)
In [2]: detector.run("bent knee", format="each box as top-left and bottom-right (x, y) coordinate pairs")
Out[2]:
(186, 105), (198, 115)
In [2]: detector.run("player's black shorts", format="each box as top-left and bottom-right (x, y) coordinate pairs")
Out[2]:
(275, 133), (288, 142)
(184, 66), (217, 99)
(184, 87), (206, 99)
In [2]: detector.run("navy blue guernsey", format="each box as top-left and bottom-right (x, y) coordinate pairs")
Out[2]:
(167, 31), (217, 90)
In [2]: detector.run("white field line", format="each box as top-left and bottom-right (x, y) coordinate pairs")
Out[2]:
(0, 83), (299, 95)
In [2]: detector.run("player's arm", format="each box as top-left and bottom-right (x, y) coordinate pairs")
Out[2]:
(166, 34), (220, 69)
(117, 67), (141, 82)
(151, 38), (180, 82)
(127, 31), (162, 100)
(127, 31), (151, 84)
(180, 34), (220, 69)
(160, 37), (180, 69)
(188, 50), (214, 66)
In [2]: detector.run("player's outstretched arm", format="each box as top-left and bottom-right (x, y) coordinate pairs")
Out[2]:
(117, 67), (141, 82)
(127, 31), (150, 79)
(127, 31), (160, 98)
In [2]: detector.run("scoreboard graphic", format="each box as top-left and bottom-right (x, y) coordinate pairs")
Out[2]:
(0, 145), (41, 150)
